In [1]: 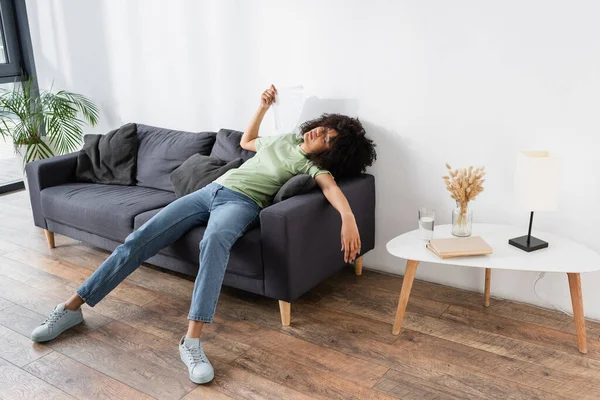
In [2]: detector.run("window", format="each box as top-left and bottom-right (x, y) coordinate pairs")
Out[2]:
(0, 0), (23, 81)
(0, 0), (36, 193)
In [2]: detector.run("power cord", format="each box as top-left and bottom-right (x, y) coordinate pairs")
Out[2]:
(533, 272), (573, 317)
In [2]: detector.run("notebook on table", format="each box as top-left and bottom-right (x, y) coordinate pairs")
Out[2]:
(426, 236), (493, 259)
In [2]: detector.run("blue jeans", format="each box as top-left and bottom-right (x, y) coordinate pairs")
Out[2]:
(76, 183), (261, 322)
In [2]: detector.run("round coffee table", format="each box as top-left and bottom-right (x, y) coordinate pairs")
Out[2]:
(386, 223), (600, 353)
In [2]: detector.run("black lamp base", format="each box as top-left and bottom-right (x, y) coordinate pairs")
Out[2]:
(508, 235), (548, 252)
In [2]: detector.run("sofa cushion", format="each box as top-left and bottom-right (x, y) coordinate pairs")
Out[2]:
(209, 129), (256, 162)
(75, 123), (138, 185)
(134, 208), (263, 278)
(41, 183), (176, 242)
(170, 154), (243, 198)
(273, 174), (316, 203)
(136, 124), (217, 192)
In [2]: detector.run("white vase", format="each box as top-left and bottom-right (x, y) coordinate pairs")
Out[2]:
(451, 202), (473, 237)
(13, 137), (59, 192)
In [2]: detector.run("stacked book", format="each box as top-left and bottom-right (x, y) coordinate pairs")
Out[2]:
(426, 236), (493, 259)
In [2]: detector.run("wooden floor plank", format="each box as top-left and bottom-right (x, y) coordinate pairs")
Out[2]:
(0, 224), (80, 257)
(217, 291), (585, 400)
(112, 292), (380, 387)
(292, 301), (400, 345)
(88, 319), (249, 368)
(330, 268), (487, 311)
(0, 214), (36, 235)
(485, 300), (600, 340)
(214, 294), (551, 399)
(145, 286), (394, 388)
(3, 248), (160, 307)
(0, 254), (74, 293)
(0, 304), (63, 338)
(75, 295), (252, 366)
(442, 305), (600, 358)
(181, 378), (239, 400)
(403, 312), (600, 380)
(234, 347), (397, 400)
(0, 296), (14, 311)
(0, 275), (112, 332)
(24, 351), (153, 400)
(395, 330), (600, 400)
(0, 237), (22, 255)
(389, 353), (568, 400)
(0, 201), (36, 220)
(2, 189), (600, 399)
(0, 357), (74, 400)
(316, 280), (450, 324)
(0, 188), (29, 205)
(374, 368), (474, 400)
(0, 324), (53, 367)
(55, 244), (198, 299)
(184, 360), (315, 400)
(45, 330), (197, 400)
(205, 314), (390, 389)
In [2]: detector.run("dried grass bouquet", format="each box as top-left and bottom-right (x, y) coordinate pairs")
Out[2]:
(443, 164), (486, 227)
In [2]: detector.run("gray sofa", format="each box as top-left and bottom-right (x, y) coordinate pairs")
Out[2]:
(25, 124), (376, 325)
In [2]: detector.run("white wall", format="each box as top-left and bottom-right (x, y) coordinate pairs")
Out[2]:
(26, 0), (600, 318)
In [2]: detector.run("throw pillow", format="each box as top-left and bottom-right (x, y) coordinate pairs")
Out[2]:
(273, 174), (317, 203)
(170, 154), (243, 198)
(209, 129), (256, 162)
(75, 123), (138, 185)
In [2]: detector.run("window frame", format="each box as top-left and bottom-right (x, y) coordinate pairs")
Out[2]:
(0, 0), (24, 81)
(0, 0), (37, 193)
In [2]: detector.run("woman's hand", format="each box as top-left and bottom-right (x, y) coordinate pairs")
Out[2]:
(260, 84), (277, 109)
(341, 214), (361, 263)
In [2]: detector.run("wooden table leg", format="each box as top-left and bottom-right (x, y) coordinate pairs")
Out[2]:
(484, 268), (492, 307)
(392, 260), (419, 335)
(567, 273), (588, 354)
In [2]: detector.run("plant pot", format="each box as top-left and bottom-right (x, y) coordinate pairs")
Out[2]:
(13, 137), (56, 192)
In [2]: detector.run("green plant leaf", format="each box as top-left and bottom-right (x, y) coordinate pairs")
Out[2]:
(0, 77), (99, 164)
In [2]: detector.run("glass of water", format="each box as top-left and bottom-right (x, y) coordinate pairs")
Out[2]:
(418, 207), (435, 240)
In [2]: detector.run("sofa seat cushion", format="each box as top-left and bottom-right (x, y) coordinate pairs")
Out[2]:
(41, 183), (176, 242)
(134, 208), (263, 278)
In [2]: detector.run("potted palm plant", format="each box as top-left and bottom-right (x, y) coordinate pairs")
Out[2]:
(0, 78), (99, 189)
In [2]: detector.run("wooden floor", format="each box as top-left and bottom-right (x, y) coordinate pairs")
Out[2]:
(1, 189), (600, 400)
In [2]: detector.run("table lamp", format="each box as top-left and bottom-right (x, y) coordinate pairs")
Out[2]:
(509, 151), (559, 252)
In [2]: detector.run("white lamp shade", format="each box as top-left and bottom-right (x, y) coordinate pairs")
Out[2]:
(514, 151), (559, 212)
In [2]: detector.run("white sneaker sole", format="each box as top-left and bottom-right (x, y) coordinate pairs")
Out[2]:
(180, 353), (215, 384)
(32, 315), (83, 342)
(189, 370), (214, 384)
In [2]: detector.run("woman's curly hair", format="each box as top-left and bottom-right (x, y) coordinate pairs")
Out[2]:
(299, 114), (376, 179)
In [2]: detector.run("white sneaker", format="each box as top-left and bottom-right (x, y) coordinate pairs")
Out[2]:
(31, 303), (83, 342)
(179, 336), (214, 384)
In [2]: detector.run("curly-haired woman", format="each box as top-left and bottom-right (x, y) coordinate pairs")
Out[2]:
(30, 84), (377, 384)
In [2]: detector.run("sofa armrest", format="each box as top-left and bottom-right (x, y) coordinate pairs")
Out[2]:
(25, 152), (79, 229)
(260, 174), (375, 302)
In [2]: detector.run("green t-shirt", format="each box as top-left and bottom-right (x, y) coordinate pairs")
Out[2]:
(214, 133), (330, 208)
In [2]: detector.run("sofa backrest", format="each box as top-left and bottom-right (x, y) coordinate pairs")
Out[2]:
(209, 129), (256, 163)
(136, 124), (217, 192)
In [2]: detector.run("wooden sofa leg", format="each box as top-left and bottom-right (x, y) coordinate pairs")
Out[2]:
(279, 300), (291, 326)
(354, 256), (363, 276)
(44, 229), (55, 249)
